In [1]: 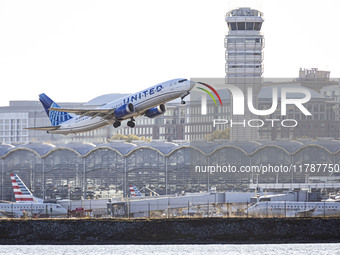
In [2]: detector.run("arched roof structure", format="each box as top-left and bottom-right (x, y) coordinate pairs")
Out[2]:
(1, 140), (340, 158)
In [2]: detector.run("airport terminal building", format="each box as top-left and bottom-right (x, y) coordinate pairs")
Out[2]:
(0, 140), (339, 202)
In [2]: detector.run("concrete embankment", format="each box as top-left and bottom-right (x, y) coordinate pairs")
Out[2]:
(0, 217), (339, 244)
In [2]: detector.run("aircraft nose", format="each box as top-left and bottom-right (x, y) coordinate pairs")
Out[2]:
(189, 80), (196, 90)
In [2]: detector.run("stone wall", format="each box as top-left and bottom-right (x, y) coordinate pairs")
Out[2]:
(0, 218), (339, 244)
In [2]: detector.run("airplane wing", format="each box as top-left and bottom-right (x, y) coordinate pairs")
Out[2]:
(0, 210), (16, 217)
(295, 205), (318, 217)
(25, 126), (60, 131)
(49, 107), (116, 120)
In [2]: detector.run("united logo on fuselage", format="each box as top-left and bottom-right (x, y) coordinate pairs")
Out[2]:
(123, 85), (163, 104)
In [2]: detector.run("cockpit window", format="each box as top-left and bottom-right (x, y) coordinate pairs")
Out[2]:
(178, 79), (188, 83)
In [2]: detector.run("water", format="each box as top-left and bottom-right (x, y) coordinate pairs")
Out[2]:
(0, 244), (339, 255)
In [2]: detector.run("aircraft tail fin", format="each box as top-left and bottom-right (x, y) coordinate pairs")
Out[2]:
(39, 93), (73, 126)
(129, 185), (142, 197)
(10, 174), (40, 203)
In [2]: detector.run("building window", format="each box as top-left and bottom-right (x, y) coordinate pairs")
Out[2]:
(246, 22), (254, 30)
(237, 22), (245, 30)
(230, 22), (237, 30)
(254, 22), (262, 30)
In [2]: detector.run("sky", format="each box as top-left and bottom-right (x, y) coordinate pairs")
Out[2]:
(0, 0), (339, 106)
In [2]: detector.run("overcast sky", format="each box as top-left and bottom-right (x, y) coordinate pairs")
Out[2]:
(0, 0), (339, 106)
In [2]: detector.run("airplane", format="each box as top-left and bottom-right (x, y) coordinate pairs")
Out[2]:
(245, 201), (340, 217)
(10, 173), (42, 203)
(129, 185), (142, 197)
(26, 78), (196, 135)
(129, 185), (161, 197)
(0, 174), (67, 217)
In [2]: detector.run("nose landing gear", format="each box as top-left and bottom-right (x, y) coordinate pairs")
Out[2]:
(180, 92), (189, 105)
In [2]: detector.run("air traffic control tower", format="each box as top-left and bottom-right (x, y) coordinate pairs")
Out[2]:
(225, 7), (264, 84)
(225, 8), (264, 141)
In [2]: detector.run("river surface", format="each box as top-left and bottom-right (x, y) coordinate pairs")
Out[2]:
(0, 243), (339, 255)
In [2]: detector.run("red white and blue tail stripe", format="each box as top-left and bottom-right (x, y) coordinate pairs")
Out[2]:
(129, 185), (142, 197)
(10, 174), (36, 203)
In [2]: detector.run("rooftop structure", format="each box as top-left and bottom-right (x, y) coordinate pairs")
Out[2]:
(298, 68), (330, 81)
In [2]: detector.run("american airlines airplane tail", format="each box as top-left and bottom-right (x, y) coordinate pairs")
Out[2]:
(129, 185), (142, 197)
(10, 174), (42, 203)
(39, 93), (74, 126)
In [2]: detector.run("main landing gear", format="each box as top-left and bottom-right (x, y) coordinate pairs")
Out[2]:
(113, 121), (121, 128)
(113, 118), (135, 128)
(127, 118), (135, 128)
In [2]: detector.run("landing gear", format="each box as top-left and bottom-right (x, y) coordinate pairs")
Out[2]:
(181, 94), (188, 105)
(113, 121), (121, 128)
(127, 120), (135, 128)
(127, 118), (135, 128)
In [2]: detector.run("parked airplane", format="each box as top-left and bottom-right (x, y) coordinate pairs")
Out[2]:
(129, 185), (142, 197)
(129, 185), (161, 197)
(245, 201), (340, 217)
(26, 78), (195, 135)
(0, 174), (67, 217)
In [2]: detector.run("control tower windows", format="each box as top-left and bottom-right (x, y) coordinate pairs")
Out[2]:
(246, 22), (254, 30)
(254, 22), (262, 31)
(228, 22), (237, 30)
(237, 22), (245, 30)
(227, 38), (263, 43)
(227, 22), (261, 31)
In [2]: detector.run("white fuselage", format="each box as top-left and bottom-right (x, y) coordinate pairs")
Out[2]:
(245, 201), (340, 217)
(49, 79), (194, 134)
(0, 202), (67, 217)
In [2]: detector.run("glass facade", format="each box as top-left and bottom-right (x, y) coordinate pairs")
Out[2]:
(0, 141), (339, 201)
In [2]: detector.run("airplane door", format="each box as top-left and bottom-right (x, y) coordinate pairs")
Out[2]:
(170, 83), (174, 90)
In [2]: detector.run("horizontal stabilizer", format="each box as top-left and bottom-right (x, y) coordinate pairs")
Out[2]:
(25, 126), (60, 131)
(49, 107), (115, 119)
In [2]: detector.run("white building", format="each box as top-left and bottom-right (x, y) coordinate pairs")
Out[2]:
(320, 82), (340, 121)
(225, 7), (264, 84)
(225, 8), (265, 141)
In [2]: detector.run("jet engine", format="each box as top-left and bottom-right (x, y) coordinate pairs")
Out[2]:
(145, 104), (166, 118)
(114, 103), (135, 120)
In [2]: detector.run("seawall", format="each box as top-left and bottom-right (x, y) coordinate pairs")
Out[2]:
(0, 217), (339, 244)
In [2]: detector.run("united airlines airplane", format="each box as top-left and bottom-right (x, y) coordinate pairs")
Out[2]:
(26, 78), (195, 135)
(0, 174), (67, 217)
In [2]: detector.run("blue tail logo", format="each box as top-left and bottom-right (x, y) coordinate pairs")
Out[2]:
(39, 93), (73, 126)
